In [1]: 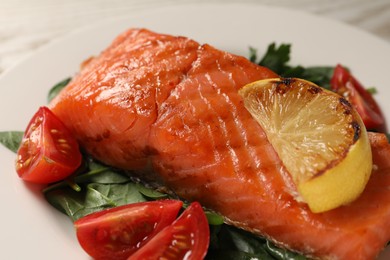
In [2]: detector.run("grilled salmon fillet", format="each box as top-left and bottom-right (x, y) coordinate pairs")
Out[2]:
(49, 28), (390, 259)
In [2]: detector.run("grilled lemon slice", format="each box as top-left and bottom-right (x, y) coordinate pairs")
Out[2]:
(239, 78), (372, 213)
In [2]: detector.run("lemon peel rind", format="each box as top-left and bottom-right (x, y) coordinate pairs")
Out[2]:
(298, 125), (372, 213)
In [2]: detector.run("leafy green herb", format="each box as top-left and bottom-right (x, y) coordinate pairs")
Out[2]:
(44, 174), (149, 221)
(44, 156), (168, 221)
(265, 240), (307, 260)
(258, 43), (292, 74)
(298, 66), (335, 89)
(0, 131), (23, 152)
(252, 43), (334, 88)
(206, 225), (307, 260)
(45, 181), (148, 221)
(367, 87), (378, 95)
(135, 183), (168, 199)
(47, 77), (71, 102)
(44, 155), (306, 259)
(92, 182), (141, 205)
(249, 46), (259, 63)
(205, 211), (224, 226)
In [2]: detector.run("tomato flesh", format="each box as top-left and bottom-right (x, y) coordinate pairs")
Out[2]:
(74, 200), (183, 260)
(128, 202), (210, 260)
(330, 64), (386, 132)
(15, 106), (82, 183)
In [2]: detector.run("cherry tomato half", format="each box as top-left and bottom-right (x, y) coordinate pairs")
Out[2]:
(74, 200), (183, 260)
(128, 202), (210, 260)
(15, 106), (82, 183)
(330, 64), (386, 132)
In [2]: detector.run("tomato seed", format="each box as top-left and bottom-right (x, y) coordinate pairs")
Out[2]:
(44, 157), (55, 164)
(50, 129), (59, 134)
(173, 240), (188, 249)
(173, 225), (186, 231)
(120, 231), (132, 244)
(15, 162), (23, 170)
(162, 251), (175, 259)
(173, 234), (187, 240)
(59, 143), (71, 150)
(24, 157), (32, 166)
(167, 244), (181, 253)
(22, 139), (29, 147)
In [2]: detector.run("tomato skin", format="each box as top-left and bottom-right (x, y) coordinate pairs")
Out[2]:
(128, 202), (210, 260)
(330, 64), (386, 132)
(74, 200), (183, 260)
(15, 106), (82, 183)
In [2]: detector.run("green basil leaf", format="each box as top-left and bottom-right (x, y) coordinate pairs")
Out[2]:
(44, 188), (97, 221)
(87, 159), (109, 171)
(205, 211), (224, 225)
(258, 43), (291, 74)
(206, 250), (268, 260)
(254, 43), (334, 89)
(0, 131), (23, 153)
(83, 184), (117, 208)
(224, 227), (268, 255)
(208, 224), (309, 260)
(265, 240), (308, 260)
(43, 166), (129, 194)
(208, 225), (273, 259)
(300, 66), (334, 89)
(81, 169), (130, 184)
(47, 77), (71, 102)
(87, 182), (146, 207)
(248, 46), (258, 63)
(136, 183), (168, 199)
(45, 181), (148, 221)
(367, 87), (377, 95)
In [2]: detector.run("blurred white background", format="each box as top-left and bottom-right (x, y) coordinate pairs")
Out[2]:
(0, 0), (389, 74)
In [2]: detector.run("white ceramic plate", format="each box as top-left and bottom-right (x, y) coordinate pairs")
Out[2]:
(0, 3), (389, 259)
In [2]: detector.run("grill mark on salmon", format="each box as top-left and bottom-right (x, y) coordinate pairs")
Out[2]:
(50, 28), (390, 260)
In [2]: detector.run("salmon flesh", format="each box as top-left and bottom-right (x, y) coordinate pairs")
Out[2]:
(49, 28), (390, 259)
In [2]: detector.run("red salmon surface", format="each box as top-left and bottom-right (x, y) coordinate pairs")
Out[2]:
(49, 28), (390, 259)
